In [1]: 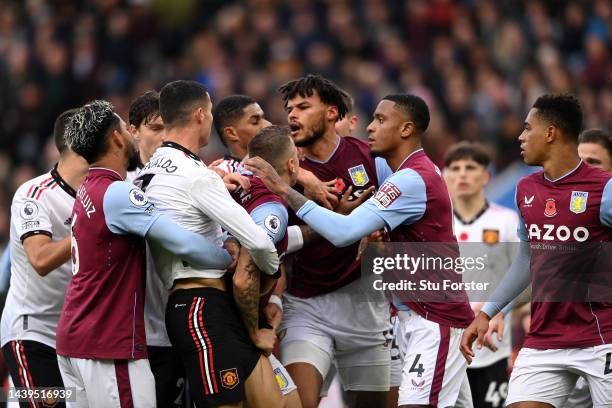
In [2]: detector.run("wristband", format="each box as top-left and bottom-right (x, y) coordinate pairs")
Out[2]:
(268, 294), (283, 312)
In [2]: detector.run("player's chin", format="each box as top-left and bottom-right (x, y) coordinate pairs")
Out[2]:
(369, 147), (383, 158)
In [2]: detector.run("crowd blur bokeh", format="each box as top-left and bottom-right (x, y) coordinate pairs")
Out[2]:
(0, 0), (610, 242)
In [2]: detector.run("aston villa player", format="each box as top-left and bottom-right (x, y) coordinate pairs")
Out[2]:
(461, 94), (612, 407)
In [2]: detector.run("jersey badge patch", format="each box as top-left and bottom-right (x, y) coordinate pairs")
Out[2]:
(373, 182), (401, 209)
(20, 200), (39, 220)
(544, 198), (557, 217)
(524, 195), (534, 206)
(264, 214), (281, 234)
(128, 188), (148, 207)
(569, 191), (588, 214)
(482, 229), (500, 245)
(274, 367), (289, 390)
(220, 368), (239, 389)
(348, 164), (369, 187)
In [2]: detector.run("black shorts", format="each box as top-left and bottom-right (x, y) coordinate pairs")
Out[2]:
(166, 287), (261, 407)
(467, 358), (509, 408)
(148, 345), (186, 407)
(2, 340), (65, 407)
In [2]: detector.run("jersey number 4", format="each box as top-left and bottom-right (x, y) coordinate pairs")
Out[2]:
(605, 352), (612, 375)
(409, 354), (425, 377)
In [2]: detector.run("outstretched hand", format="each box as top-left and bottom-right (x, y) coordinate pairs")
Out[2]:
(459, 312), (491, 365)
(243, 157), (288, 196)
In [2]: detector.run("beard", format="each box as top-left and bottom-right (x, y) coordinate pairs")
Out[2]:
(294, 119), (326, 148)
(369, 149), (383, 158)
(126, 147), (141, 172)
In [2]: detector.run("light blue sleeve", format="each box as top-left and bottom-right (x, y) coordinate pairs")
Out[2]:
(600, 179), (612, 228)
(375, 157), (393, 185)
(360, 168), (427, 230)
(515, 188), (529, 242)
(481, 241), (531, 318)
(296, 202), (386, 247)
(0, 247), (11, 293)
(103, 181), (161, 236)
(250, 202), (288, 245)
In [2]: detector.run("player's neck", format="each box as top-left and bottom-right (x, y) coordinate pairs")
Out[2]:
(302, 129), (339, 162)
(542, 145), (580, 181)
(91, 155), (127, 180)
(387, 139), (422, 172)
(164, 127), (202, 156)
(229, 143), (247, 161)
(453, 193), (487, 222)
(57, 154), (88, 190)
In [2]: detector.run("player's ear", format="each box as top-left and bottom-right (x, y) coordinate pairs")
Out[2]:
(483, 169), (491, 186)
(110, 128), (125, 152)
(193, 107), (204, 123)
(223, 127), (239, 144)
(129, 124), (139, 140)
(349, 115), (358, 130)
(400, 121), (415, 139)
(327, 105), (339, 123)
(545, 125), (556, 143)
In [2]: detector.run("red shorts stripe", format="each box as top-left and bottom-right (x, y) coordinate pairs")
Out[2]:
(18, 342), (39, 408)
(114, 360), (133, 408)
(429, 325), (450, 406)
(189, 298), (210, 395)
(198, 299), (219, 393)
(10, 342), (27, 389)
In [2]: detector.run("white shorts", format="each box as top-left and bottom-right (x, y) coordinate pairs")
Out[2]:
(269, 354), (297, 396)
(57, 356), (155, 408)
(396, 310), (469, 407)
(507, 345), (612, 408)
(389, 314), (402, 388)
(563, 377), (592, 408)
(279, 280), (391, 391)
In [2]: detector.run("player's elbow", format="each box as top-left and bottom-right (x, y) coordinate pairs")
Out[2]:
(30, 259), (53, 277)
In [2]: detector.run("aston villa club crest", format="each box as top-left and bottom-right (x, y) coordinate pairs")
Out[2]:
(569, 191), (588, 214)
(544, 198), (557, 217)
(348, 164), (369, 187)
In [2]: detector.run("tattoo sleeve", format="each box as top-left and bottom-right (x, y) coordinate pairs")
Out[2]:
(233, 248), (261, 334)
(286, 188), (309, 213)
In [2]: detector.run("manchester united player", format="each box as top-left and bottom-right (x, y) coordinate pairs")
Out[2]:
(1, 109), (87, 408)
(253, 75), (392, 408)
(245, 94), (475, 408)
(56, 100), (233, 407)
(578, 129), (612, 172)
(138, 80), (283, 408)
(461, 94), (612, 407)
(444, 142), (519, 408)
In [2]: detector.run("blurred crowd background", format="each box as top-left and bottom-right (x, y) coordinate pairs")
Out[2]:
(0, 0), (610, 241)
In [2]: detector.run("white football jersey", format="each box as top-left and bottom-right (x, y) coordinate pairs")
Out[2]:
(454, 201), (519, 368)
(127, 165), (171, 347)
(0, 167), (76, 348)
(135, 142), (277, 289)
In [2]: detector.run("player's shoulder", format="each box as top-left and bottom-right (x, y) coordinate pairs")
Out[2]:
(580, 163), (611, 185)
(13, 172), (55, 203)
(517, 170), (543, 190)
(339, 136), (372, 157)
(487, 202), (517, 218)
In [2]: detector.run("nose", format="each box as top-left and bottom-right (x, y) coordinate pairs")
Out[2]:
(262, 119), (272, 128)
(288, 110), (297, 122)
(366, 121), (375, 134)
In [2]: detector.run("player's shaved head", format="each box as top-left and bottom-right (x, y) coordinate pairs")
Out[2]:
(532, 94), (582, 142)
(65, 100), (120, 164)
(159, 80), (210, 128)
(53, 108), (78, 156)
(382, 94), (430, 134)
(248, 125), (294, 173)
(129, 90), (160, 128)
(213, 95), (257, 147)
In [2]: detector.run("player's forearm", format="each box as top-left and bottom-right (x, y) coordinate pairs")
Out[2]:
(296, 201), (384, 247)
(26, 237), (71, 276)
(233, 248), (261, 335)
(146, 215), (232, 269)
(482, 241), (531, 318)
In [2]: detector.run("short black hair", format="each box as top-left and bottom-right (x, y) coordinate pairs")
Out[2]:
(65, 100), (120, 164)
(444, 141), (491, 168)
(159, 80), (210, 127)
(532, 94), (582, 141)
(53, 108), (78, 155)
(579, 128), (612, 157)
(248, 125), (294, 172)
(213, 95), (257, 147)
(278, 74), (349, 121)
(382, 94), (430, 133)
(129, 90), (160, 128)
